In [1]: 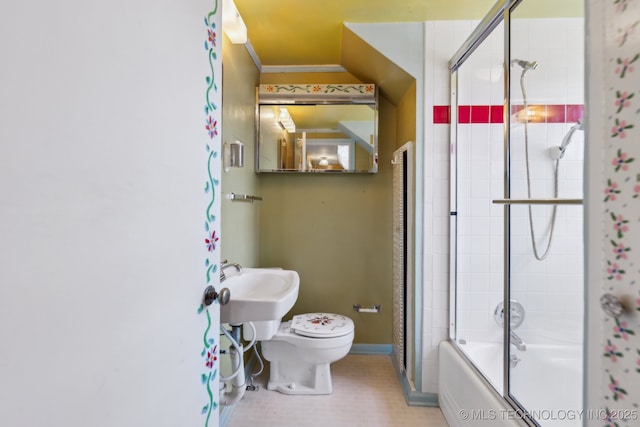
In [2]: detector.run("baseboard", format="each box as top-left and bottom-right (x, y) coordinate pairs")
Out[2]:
(349, 343), (393, 355)
(390, 348), (439, 407)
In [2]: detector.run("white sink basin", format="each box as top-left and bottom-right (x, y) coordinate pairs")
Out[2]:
(220, 268), (299, 324)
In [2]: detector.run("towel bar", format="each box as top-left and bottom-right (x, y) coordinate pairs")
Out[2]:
(227, 192), (263, 202)
(492, 198), (582, 205)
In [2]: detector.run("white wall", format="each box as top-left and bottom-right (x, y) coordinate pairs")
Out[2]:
(422, 19), (481, 394)
(0, 1), (221, 426)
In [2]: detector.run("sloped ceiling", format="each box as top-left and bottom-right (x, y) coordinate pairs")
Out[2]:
(233, 0), (496, 66)
(340, 25), (413, 105)
(232, 0), (582, 67)
(233, 0), (583, 104)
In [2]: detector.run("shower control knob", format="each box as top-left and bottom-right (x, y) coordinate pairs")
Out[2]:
(600, 293), (625, 318)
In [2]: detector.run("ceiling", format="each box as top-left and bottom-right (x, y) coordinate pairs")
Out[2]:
(234, 0), (496, 67)
(232, 0), (582, 103)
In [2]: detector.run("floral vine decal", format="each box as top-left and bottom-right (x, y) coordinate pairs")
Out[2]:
(614, 90), (634, 113)
(206, 344), (218, 369)
(261, 83), (375, 96)
(205, 230), (219, 252)
(611, 212), (630, 238)
(609, 375), (628, 401)
(601, 0), (640, 418)
(206, 117), (219, 139)
(607, 260), (626, 280)
(616, 54), (639, 78)
(605, 179), (621, 201)
(199, 1), (221, 426)
(611, 118), (633, 138)
(604, 407), (621, 427)
(612, 149), (634, 172)
(611, 240), (631, 260)
(613, 318), (635, 340)
(197, 307), (218, 424)
(605, 340), (624, 362)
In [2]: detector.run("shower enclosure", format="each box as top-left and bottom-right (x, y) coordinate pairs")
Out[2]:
(448, 0), (584, 425)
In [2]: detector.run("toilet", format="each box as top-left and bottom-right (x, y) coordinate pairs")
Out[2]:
(247, 312), (354, 395)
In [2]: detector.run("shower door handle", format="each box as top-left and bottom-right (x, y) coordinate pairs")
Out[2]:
(600, 293), (628, 318)
(492, 198), (583, 205)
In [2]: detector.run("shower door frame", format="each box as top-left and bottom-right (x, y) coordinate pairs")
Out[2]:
(447, 0), (539, 425)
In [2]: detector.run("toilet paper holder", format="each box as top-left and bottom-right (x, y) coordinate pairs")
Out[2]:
(353, 304), (381, 313)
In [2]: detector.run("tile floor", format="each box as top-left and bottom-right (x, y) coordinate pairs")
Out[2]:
(225, 353), (449, 427)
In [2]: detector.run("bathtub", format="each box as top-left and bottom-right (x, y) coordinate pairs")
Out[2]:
(439, 340), (583, 427)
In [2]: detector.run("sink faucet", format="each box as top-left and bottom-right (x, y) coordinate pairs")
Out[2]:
(220, 261), (242, 282)
(510, 330), (527, 351)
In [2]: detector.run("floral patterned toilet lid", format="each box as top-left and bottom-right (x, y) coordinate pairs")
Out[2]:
(291, 313), (354, 338)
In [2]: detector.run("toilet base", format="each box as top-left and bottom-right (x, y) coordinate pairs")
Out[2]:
(267, 360), (332, 395)
(260, 317), (354, 395)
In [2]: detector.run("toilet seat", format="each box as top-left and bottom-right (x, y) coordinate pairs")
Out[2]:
(291, 313), (354, 338)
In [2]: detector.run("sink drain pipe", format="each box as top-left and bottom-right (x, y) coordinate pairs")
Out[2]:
(219, 324), (246, 407)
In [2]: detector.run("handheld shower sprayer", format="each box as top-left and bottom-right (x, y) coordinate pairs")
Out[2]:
(511, 58), (539, 70)
(511, 58), (539, 77)
(550, 118), (585, 160)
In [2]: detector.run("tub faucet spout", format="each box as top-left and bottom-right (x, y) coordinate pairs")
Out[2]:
(510, 331), (527, 351)
(220, 261), (242, 282)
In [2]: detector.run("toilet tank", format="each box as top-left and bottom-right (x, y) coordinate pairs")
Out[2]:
(243, 320), (281, 341)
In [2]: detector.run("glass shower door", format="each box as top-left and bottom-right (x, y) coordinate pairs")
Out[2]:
(451, 20), (506, 394)
(506, 2), (585, 424)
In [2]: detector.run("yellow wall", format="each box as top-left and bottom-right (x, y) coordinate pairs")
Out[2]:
(221, 35), (261, 267)
(258, 73), (406, 344)
(396, 80), (417, 149)
(259, 72), (361, 85)
(258, 101), (395, 344)
(223, 38), (417, 345)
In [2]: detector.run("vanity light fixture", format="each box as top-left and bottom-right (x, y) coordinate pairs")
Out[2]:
(222, 0), (247, 44)
(278, 108), (296, 133)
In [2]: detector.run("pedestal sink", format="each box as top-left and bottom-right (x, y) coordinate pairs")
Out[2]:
(220, 268), (299, 324)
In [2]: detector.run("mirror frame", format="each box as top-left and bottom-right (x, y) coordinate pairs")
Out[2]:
(255, 84), (379, 173)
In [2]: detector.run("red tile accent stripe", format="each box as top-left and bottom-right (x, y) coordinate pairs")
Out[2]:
(433, 104), (583, 124)
(490, 105), (503, 123)
(433, 105), (450, 124)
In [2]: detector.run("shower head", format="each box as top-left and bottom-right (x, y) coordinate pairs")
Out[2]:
(511, 59), (539, 70)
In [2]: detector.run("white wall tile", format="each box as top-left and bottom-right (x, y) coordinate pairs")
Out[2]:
(423, 17), (584, 393)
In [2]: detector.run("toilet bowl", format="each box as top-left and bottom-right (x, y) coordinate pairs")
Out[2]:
(258, 312), (354, 395)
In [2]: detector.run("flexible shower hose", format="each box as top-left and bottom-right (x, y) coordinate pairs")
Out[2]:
(519, 71), (558, 261)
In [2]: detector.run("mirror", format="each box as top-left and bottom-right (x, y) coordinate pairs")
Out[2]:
(256, 84), (378, 173)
